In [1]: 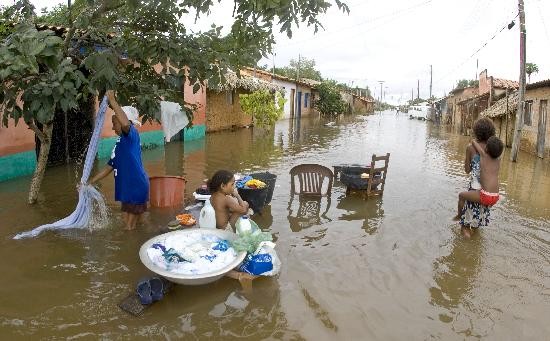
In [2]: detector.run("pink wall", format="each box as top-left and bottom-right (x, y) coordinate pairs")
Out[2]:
(0, 119), (36, 156)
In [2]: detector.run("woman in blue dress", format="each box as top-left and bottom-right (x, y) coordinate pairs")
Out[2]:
(88, 91), (149, 230)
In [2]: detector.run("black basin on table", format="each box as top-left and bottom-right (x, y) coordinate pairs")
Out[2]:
(339, 166), (381, 190)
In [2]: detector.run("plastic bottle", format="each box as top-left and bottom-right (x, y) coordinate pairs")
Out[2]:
(236, 215), (252, 235)
(199, 199), (216, 229)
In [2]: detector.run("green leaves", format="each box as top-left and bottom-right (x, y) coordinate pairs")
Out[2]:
(240, 90), (286, 127)
(314, 80), (346, 116)
(2, 0), (348, 128)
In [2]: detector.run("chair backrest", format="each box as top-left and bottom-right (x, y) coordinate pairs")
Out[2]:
(289, 164), (333, 196)
(367, 153), (390, 196)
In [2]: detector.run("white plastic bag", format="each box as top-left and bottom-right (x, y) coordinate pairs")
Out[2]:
(253, 241), (281, 276)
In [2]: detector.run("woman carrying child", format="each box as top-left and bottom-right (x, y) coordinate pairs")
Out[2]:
(454, 118), (502, 238)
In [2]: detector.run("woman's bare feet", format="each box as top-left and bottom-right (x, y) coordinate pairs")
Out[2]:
(461, 227), (473, 238)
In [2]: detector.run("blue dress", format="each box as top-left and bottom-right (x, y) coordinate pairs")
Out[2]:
(460, 154), (490, 228)
(107, 124), (149, 204)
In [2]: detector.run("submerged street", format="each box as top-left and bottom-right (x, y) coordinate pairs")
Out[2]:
(0, 111), (549, 339)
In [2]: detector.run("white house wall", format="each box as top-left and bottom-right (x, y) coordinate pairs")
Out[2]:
(272, 79), (296, 119)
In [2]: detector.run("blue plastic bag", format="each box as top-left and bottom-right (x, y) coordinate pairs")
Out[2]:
(239, 253), (274, 275)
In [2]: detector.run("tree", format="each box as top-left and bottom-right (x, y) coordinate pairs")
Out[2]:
(1, 0), (349, 204)
(239, 90), (285, 127)
(454, 79), (478, 90)
(526, 62), (539, 83)
(274, 57), (323, 81)
(314, 80), (346, 116)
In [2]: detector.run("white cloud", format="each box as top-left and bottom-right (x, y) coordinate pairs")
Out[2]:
(29, 0), (550, 104)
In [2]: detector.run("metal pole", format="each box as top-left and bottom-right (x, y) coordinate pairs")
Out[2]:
(511, 0), (526, 162)
(429, 65), (432, 99)
(505, 88), (509, 146)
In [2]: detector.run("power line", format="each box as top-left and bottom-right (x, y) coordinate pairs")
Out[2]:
(434, 11), (519, 86)
(279, 0), (433, 48)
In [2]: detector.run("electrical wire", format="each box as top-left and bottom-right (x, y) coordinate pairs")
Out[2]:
(434, 11), (519, 86)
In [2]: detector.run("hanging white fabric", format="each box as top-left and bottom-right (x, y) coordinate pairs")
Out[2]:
(160, 101), (189, 142)
(14, 96), (110, 240)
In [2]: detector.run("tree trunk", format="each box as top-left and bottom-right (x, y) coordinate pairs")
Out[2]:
(28, 123), (53, 204)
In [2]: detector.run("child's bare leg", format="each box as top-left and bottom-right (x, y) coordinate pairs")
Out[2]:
(454, 190), (481, 220)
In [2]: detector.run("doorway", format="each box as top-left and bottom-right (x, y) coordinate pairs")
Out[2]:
(290, 89), (295, 117)
(537, 100), (547, 158)
(35, 98), (94, 166)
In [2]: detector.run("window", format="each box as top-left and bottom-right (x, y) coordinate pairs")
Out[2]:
(524, 100), (533, 126)
(225, 90), (234, 105)
(304, 93), (310, 108)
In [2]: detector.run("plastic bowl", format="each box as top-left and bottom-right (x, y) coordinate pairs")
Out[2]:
(139, 228), (247, 285)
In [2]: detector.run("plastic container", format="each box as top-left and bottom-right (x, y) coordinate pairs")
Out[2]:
(139, 228), (247, 285)
(236, 216), (252, 235)
(237, 187), (268, 214)
(250, 172), (277, 204)
(149, 176), (186, 207)
(199, 199), (217, 229)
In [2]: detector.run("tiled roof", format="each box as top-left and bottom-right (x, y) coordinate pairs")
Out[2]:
(526, 79), (550, 90)
(493, 78), (519, 89)
(210, 70), (283, 93)
(457, 91), (489, 105)
(242, 67), (319, 89)
(449, 86), (477, 95)
(480, 90), (518, 118)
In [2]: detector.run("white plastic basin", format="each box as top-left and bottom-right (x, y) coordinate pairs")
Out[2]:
(139, 228), (247, 285)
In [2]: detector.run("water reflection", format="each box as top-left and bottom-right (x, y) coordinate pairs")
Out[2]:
(160, 277), (298, 339)
(287, 195), (332, 232)
(430, 231), (483, 327)
(336, 193), (385, 235)
(251, 204), (273, 229)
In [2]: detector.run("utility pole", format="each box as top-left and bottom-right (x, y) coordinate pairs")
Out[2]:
(378, 80), (384, 103)
(411, 88), (413, 102)
(511, 0), (526, 162)
(417, 79), (420, 99)
(429, 65), (432, 99)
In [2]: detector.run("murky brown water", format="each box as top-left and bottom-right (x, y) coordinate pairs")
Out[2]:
(1, 111), (549, 340)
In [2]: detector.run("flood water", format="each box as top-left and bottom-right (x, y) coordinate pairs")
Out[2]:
(1, 111), (549, 340)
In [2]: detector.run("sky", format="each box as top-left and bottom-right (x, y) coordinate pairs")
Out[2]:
(26, 0), (550, 105)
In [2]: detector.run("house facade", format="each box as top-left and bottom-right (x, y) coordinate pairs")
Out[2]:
(522, 80), (550, 158)
(447, 70), (518, 135)
(205, 71), (283, 132)
(481, 79), (549, 158)
(241, 68), (317, 119)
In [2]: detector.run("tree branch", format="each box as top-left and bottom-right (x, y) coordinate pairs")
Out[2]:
(64, 0), (124, 52)
(27, 121), (45, 143)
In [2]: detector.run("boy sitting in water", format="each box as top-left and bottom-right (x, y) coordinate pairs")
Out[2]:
(454, 136), (504, 221)
(209, 170), (250, 230)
